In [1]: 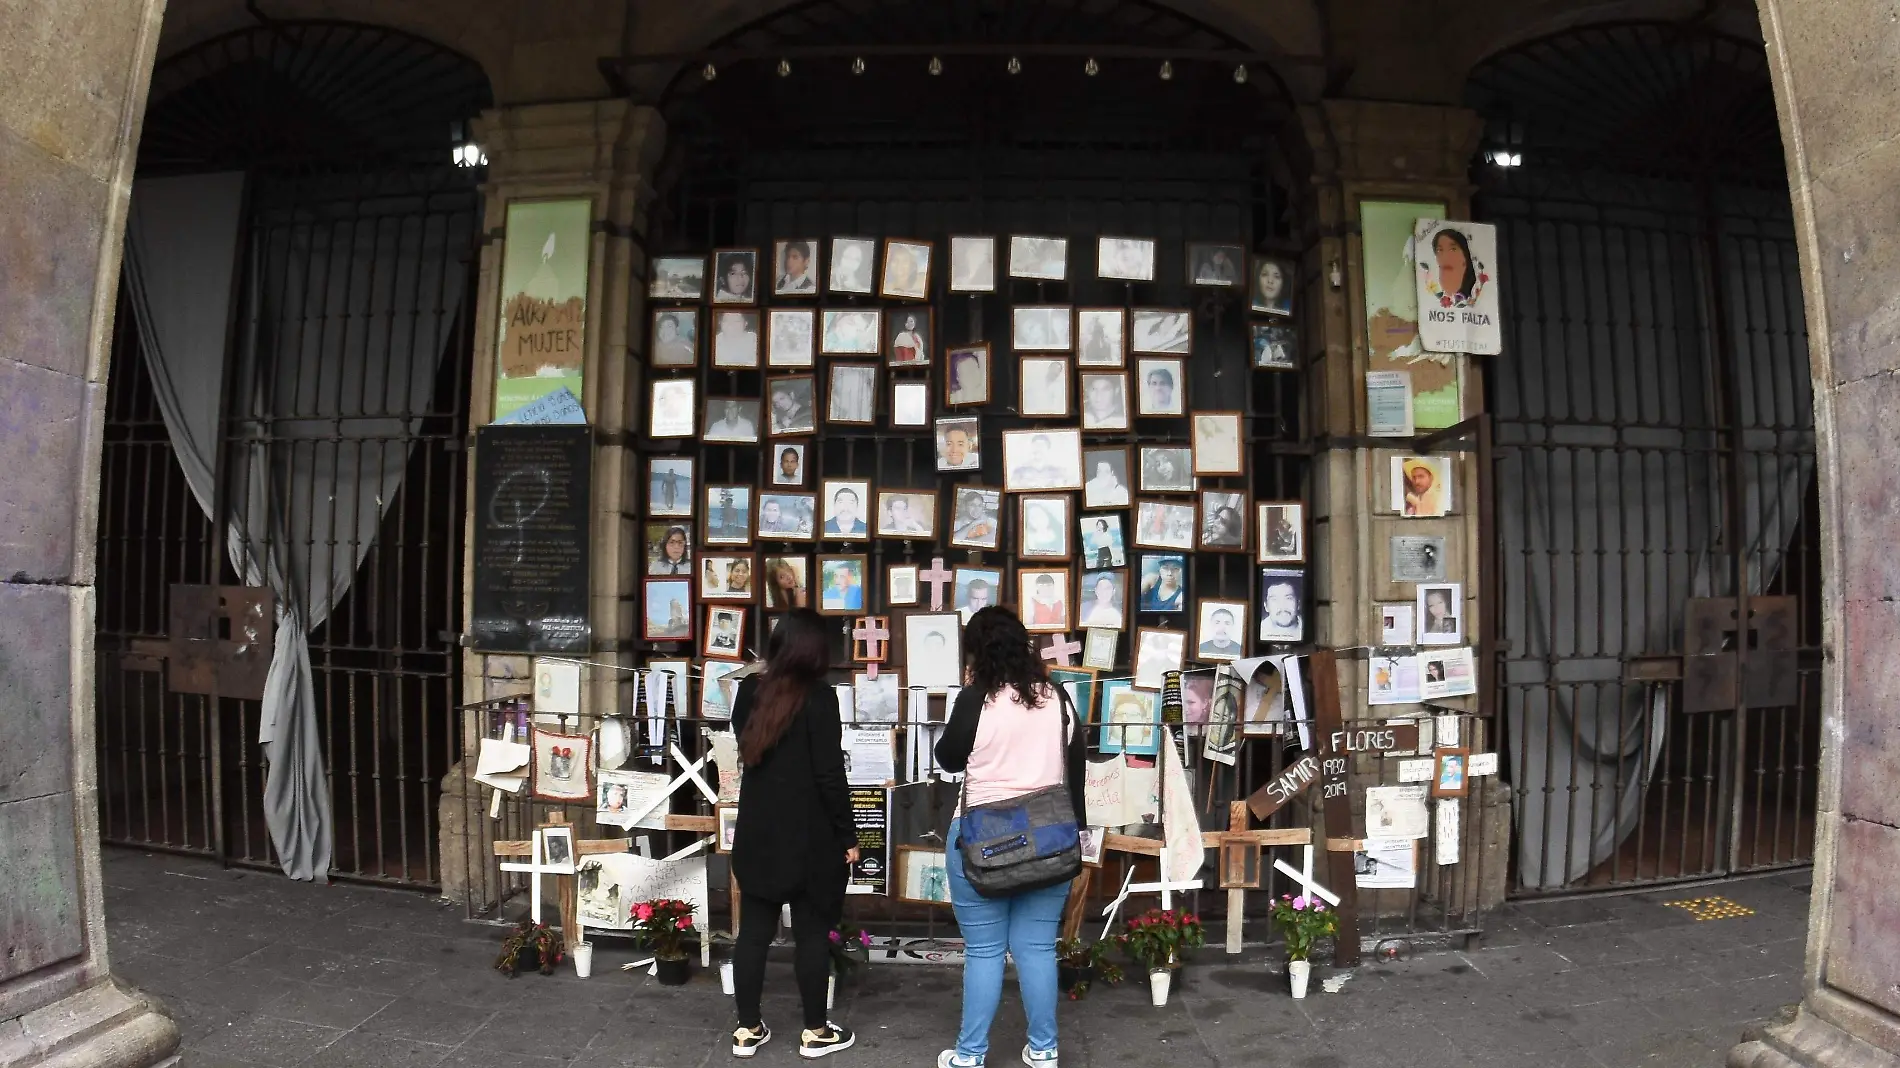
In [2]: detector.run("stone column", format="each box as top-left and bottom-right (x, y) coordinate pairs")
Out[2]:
(437, 100), (667, 907)
(1296, 99), (1509, 913)
(0, 0), (178, 1065)
(1728, 1), (1900, 1064)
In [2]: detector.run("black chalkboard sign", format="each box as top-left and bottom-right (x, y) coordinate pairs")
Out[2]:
(469, 424), (592, 653)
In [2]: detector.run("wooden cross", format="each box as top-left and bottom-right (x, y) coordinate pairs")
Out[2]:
(1039, 632), (1082, 666)
(1193, 804), (1311, 953)
(494, 814), (631, 937)
(852, 615), (890, 678)
(921, 557), (954, 611)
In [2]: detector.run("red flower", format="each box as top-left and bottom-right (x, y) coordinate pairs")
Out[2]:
(675, 916), (692, 930)
(1440, 296), (1453, 307)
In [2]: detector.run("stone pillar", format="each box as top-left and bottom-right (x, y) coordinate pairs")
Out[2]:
(1296, 99), (1509, 914)
(437, 100), (667, 906)
(1728, 1), (1900, 1064)
(0, 0), (178, 1065)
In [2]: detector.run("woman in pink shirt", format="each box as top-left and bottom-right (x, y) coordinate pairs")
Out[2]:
(934, 607), (1087, 1068)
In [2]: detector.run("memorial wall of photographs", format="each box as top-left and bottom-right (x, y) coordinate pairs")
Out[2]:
(640, 232), (1307, 701)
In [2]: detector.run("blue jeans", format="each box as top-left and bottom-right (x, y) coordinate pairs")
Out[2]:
(946, 818), (1072, 1059)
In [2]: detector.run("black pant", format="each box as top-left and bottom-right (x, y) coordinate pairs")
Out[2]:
(734, 891), (832, 1032)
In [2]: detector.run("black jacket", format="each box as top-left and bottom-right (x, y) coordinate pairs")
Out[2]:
(935, 684), (1089, 826)
(729, 676), (855, 906)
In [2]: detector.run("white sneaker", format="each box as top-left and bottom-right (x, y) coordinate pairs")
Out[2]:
(938, 1052), (985, 1068)
(800, 1022), (855, 1059)
(1022, 1045), (1057, 1067)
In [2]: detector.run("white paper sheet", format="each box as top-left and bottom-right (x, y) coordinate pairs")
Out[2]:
(1435, 798), (1462, 865)
(533, 658), (582, 716)
(597, 769), (673, 831)
(474, 739), (530, 793)
(843, 726), (896, 785)
(1354, 836), (1417, 889)
(1364, 784), (1430, 840)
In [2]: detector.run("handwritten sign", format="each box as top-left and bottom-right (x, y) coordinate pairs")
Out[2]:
(1247, 753), (1319, 821)
(1327, 723), (1420, 755)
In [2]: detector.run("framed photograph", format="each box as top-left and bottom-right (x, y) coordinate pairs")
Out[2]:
(1002, 428), (1084, 492)
(650, 308), (698, 368)
(1098, 235), (1156, 282)
(1011, 305), (1073, 351)
(1251, 254), (1295, 316)
(949, 487), (1003, 551)
(702, 605), (748, 660)
(768, 307), (817, 367)
(877, 490), (937, 540)
(1432, 748), (1471, 799)
(945, 344), (991, 407)
(820, 478), (871, 540)
(1393, 455), (1453, 517)
(702, 660), (746, 720)
(1077, 568), (1128, 630)
(646, 521), (693, 576)
(762, 554), (811, 610)
(887, 307), (932, 367)
(711, 309), (761, 368)
(1187, 243), (1244, 287)
(852, 669), (901, 722)
(1196, 599), (1248, 662)
(881, 239), (933, 300)
(1019, 494), (1072, 560)
(1079, 372), (1130, 431)
(887, 564), (920, 606)
(1192, 411), (1244, 475)
(700, 553), (755, 602)
(895, 845), (952, 906)
(892, 380), (930, 428)
(1134, 499), (1196, 550)
(817, 554), (869, 615)
(1098, 681), (1160, 756)
(1259, 568), (1306, 643)
(704, 396), (761, 443)
(773, 238), (821, 296)
(1009, 234), (1068, 281)
(1133, 627), (1188, 689)
(1252, 321), (1298, 370)
(1137, 553), (1188, 612)
(1199, 490), (1248, 553)
(935, 417), (981, 472)
(1020, 357), (1072, 417)
(649, 256), (705, 300)
(1082, 446), (1132, 508)
(821, 308), (882, 355)
(702, 485), (753, 546)
(1135, 357), (1186, 416)
(1079, 826), (1107, 867)
(757, 492), (817, 541)
(1416, 582), (1464, 645)
(649, 378), (696, 438)
(1257, 501), (1305, 563)
(643, 577), (692, 640)
(532, 733), (593, 806)
(711, 248), (758, 305)
(716, 803), (740, 853)
(538, 821), (578, 869)
(1083, 627), (1119, 669)
(771, 442), (807, 487)
(950, 235), (997, 293)
(1131, 307), (1192, 354)
(1138, 446), (1194, 493)
(905, 613), (962, 690)
(827, 363), (878, 425)
(1018, 568), (1072, 633)
(766, 375), (818, 437)
(953, 567), (1002, 622)
(647, 456), (694, 517)
(1079, 514), (1127, 568)
(829, 237), (878, 295)
(1076, 308), (1126, 368)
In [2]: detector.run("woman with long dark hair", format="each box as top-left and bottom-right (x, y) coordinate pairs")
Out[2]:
(1433, 228), (1478, 303)
(934, 607), (1087, 1068)
(729, 609), (857, 1059)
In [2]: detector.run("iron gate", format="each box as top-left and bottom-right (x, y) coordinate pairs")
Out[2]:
(1469, 24), (1820, 895)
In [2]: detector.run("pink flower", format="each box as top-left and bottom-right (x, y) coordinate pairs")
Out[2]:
(634, 903), (653, 921)
(1314, 904), (1326, 913)
(829, 930), (842, 944)
(1440, 296), (1453, 307)
(858, 932), (872, 947)
(1292, 896), (1309, 911)
(675, 917), (692, 930)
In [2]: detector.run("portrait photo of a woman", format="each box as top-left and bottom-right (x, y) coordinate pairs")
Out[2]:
(1432, 227), (1478, 305)
(1250, 255), (1294, 317)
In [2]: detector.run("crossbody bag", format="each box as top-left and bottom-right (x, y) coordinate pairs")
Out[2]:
(954, 685), (1082, 898)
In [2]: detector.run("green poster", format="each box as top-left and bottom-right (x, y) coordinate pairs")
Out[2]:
(1360, 199), (1460, 429)
(493, 198), (592, 424)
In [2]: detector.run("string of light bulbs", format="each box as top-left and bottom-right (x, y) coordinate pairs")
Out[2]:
(699, 55), (1250, 84)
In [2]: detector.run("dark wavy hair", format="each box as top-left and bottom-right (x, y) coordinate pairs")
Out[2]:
(740, 608), (830, 765)
(1434, 228), (1478, 300)
(963, 606), (1051, 708)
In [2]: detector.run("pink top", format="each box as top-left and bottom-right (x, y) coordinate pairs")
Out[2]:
(963, 683), (1072, 807)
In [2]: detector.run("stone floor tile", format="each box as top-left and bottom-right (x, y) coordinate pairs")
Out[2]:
(192, 1015), (346, 1067)
(354, 995), (500, 1047)
(258, 984), (398, 1030)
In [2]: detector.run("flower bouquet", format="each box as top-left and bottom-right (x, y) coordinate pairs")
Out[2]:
(829, 919), (874, 975)
(1268, 893), (1339, 998)
(1116, 908), (1204, 1005)
(630, 897), (698, 985)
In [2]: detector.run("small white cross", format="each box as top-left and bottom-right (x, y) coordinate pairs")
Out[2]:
(921, 557), (954, 611)
(1040, 632), (1082, 666)
(497, 829), (573, 924)
(1270, 844), (1340, 907)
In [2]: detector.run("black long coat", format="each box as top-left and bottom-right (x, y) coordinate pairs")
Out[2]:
(728, 676), (855, 909)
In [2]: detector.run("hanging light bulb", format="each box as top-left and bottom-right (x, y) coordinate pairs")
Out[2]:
(701, 62), (717, 81)
(1007, 56), (1021, 74)
(928, 55), (942, 75)
(852, 56), (866, 75)
(1234, 64), (1248, 84)
(1159, 60), (1174, 81)
(1085, 57), (1100, 76)
(777, 58), (791, 77)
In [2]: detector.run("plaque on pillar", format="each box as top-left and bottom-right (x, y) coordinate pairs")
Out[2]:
(470, 424), (593, 653)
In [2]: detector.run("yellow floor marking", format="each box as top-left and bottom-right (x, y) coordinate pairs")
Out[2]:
(1662, 895), (1756, 921)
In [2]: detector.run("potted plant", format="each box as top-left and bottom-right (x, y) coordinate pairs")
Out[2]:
(1056, 938), (1124, 1000)
(829, 919), (874, 976)
(630, 897), (699, 985)
(1116, 908), (1205, 1006)
(493, 919), (565, 978)
(1268, 893), (1339, 999)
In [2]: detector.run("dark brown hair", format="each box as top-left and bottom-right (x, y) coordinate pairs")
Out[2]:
(739, 608), (830, 765)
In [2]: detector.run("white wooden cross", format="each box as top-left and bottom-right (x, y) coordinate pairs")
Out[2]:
(1097, 849), (1204, 940)
(1271, 844), (1341, 907)
(853, 616), (890, 678)
(621, 744), (719, 829)
(496, 829), (574, 924)
(921, 557), (954, 611)
(1039, 632), (1081, 666)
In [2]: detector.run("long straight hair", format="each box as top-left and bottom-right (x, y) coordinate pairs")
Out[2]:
(739, 608), (830, 765)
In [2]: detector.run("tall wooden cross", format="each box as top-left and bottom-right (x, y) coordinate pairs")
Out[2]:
(852, 616), (890, 678)
(493, 814), (631, 937)
(1039, 632), (1081, 666)
(921, 557), (954, 611)
(1197, 803), (1310, 953)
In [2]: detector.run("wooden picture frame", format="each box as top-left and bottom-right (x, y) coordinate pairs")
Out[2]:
(1081, 445), (1134, 510)
(1198, 490), (1249, 554)
(1011, 304), (1074, 352)
(880, 238), (934, 301)
(716, 803), (740, 853)
(766, 307), (817, 367)
(1194, 598), (1249, 662)
(1130, 306), (1193, 355)
(649, 255), (706, 300)
(1256, 500), (1306, 563)
(944, 343), (991, 408)
(1075, 307), (1128, 368)
(891, 379), (931, 428)
(761, 554), (812, 611)
(1191, 410), (1245, 475)
(820, 308), (881, 355)
(1186, 243), (1245, 288)
(948, 485), (1003, 550)
(703, 395), (761, 443)
(875, 489), (937, 541)
(826, 363), (879, 425)
(702, 605), (748, 660)
(1079, 371), (1131, 431)
(1018, 568), (1073, 633)
(885, 306), (933, 367)
(1432, 747), (1471, 799)
(948, 235), (997, 293)
(710, 247), (760, 305)
(1132, 626), (1189, 690)
(894, 845), (953, 907)
(1019, 356), (1072, 417)
(1133, 498), (1197, 550)
(769, 442), (807, 488)
(1001, 428), (1084, 492)
(828, 237), (878, 295)
(816, 554), (871, 616)
(698, 552), (757, 604)
(1097, 235), (1157, 282)
(649, 307), (698, 368)
(1018, 493), (1073, 561)
(1138, 446), (1196, 494)
(642, 577), (693, 641)
(1076, 567), (1129, 631)
(1134, 357), (1186, 416)
(709, 308), (762, 370)
(851, 615), (892, 664)
(886, 564), (920, 607)
(819, 479), (872, 541)
(772, 238), (822, 298)
(765, 374), (818, 437)
(648, 377), (696, 438)
(647, 455), (695, 518)
(1008, 234), (1069, 281)
(701, 484), (753, 547)
(757, 492), (818, 542)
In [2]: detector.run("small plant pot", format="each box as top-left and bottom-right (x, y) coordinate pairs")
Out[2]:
(1149, 968), (1172, 1006)
(1058, 964), (1095, 993)
(572, 941), (593, 979)
(655, 956), (692, 986)
(1287, 959), (1311, 999)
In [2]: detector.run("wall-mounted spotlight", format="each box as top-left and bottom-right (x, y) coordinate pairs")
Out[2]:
(1007, 56), (1021, 74)
(701, 62), (717, 81)
(1085, 57), (1099, 76)
(1234, 64), (1248, 83)
(928, 56), (942, 75)
(1488, 149), (1524, 167)
(1159, 60), (1174, 81)
(852, 56), (866, 75)
(777, 59), (791, 77)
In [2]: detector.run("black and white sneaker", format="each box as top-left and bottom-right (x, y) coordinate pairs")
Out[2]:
(732, 1024), (770, 1057)
(799, 1023), (856, 1058)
